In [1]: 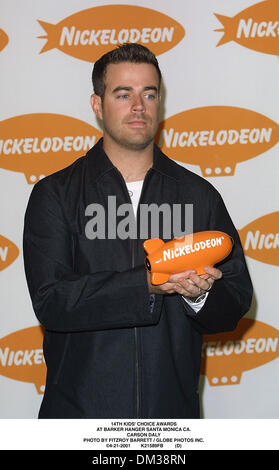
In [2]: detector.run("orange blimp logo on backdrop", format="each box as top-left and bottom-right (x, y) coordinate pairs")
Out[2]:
(238, 211), (279, 266)
(0, 326), (46, 394)
(156, 106), (279, 177)
(214, 0), (279, 56)
(0, 29), (9, 52)
(37, 5), (185, 62)
(201, 318), (279, 386)
(0, 235), (19, 271)
(0, 113), (102, 184)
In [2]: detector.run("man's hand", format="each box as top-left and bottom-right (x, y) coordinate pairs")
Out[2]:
(147, 266), (222, 298)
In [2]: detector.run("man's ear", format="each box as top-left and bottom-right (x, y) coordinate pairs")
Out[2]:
(91, 93), (103, 120)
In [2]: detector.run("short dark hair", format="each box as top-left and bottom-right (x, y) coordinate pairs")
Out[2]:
(92, 43), (162, 98)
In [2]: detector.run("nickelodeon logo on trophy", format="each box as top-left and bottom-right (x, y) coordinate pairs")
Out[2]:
(156, 106), (279, 177)
(37, 5), (185, 62)
(0, 113), (102, 184)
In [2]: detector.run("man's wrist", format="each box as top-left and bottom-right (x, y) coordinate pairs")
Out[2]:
(185, 292), (207, 304)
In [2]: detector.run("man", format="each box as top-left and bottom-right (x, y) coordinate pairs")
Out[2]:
(23, 44), (252, 418)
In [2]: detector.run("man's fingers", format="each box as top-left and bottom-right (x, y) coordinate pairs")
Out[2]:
(174, 281), (202, 297)
(147, 271), (177, 294)
(173, 267), (223, 297)
(203, 266), (223, 280)
(148, 266), (222, 296)
(188, 272), (212, 290)
(168, 270), (196, 283)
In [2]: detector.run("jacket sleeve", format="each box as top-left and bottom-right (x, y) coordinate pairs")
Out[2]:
(182, 191), (253, 334)
(23, 179), (163, 333)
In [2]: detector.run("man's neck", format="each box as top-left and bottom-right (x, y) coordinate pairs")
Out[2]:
(102, 136), (154, 182)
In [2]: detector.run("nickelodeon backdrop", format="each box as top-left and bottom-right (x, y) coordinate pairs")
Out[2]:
(0, 0), (278, 419)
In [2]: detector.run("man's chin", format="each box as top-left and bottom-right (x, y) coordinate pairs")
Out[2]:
(115, 135), (154, 151)
(123, 140), (153, 151)
(103, 126), (157, 151)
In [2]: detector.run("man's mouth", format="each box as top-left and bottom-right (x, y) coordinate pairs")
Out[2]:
(127, 119), (147, 127)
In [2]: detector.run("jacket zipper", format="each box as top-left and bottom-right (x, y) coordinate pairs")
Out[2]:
(114, 168), (141, 418)
(115, 167), (152, 418)
(131, 195), (141, 418)
(132, 168), (152, 418)
(134, 326), (140, 417)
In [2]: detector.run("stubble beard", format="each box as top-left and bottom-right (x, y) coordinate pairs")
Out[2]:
(104, 126), (156, 151)
(102, 112), (159, 151)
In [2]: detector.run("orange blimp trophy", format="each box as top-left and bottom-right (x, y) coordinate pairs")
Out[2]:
(143, 231), (233, 285)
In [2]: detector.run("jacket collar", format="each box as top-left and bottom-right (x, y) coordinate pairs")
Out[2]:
(86, 138), (181, 183)
(152, 143), (180, 181)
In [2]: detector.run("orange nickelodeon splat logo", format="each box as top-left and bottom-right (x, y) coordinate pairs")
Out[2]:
(201, 318), (279, 386)
(37, 5), (185, 62)
(0, 113), (102, 184)
(156, 106), (279, 177)
(238, 211), (279, 266)
(0, 326), (46, 394)
(0, 29), (9, 52)
(214, 0), (279, 56)
(0, 235), (19, 271)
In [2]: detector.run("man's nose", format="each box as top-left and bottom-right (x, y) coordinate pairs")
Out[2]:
(132, 94), (145, 112)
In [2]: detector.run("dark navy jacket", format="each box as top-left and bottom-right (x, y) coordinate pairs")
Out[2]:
(23, 139), (253, 418)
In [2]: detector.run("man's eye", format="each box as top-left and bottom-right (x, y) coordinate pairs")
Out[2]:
(144, 93), (156, 100)
(117, 94), (129, 99)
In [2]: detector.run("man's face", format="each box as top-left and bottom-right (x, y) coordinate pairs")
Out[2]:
(92, 62), (161, 151)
